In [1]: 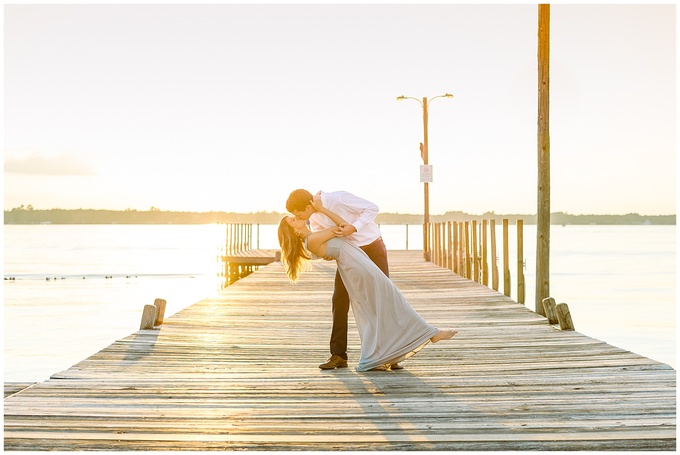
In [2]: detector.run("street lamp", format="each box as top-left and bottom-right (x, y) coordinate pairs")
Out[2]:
(397, 93), (453, 261)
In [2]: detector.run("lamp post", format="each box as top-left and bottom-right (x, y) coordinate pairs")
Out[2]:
(397, 93), (453, 261)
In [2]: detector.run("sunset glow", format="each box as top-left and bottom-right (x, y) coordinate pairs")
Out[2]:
(4, 4), (676, 216)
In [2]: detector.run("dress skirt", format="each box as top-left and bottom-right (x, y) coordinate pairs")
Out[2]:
(324, 238), (440, 371)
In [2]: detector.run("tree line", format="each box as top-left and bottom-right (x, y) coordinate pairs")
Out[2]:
(4, 206), (675, 225)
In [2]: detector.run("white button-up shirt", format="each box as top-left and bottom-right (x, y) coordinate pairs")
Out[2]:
(309, 191), (382, 247)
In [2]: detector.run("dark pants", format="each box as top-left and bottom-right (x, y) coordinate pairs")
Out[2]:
(330, 237), (389, 360)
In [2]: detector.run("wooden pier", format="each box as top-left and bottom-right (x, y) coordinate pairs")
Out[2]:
(221, 248), (280, 286)
(4, 251), (675, 450)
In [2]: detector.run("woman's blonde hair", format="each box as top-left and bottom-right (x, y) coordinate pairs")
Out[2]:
(278, 216), (310, 282)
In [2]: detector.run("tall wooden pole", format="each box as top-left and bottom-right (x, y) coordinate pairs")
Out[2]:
(422, 97), (431, 261)
(536, 4), (551, 316)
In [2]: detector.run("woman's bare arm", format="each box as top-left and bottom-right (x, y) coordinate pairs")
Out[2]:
(306, 227), (336, 258)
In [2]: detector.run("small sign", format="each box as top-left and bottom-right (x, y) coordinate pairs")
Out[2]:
(420, 165), (433, 183)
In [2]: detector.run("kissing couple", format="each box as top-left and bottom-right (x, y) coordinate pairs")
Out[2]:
(279, 189), (457, 372)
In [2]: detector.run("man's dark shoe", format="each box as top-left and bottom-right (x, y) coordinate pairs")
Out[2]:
(319, 355), (348, 370)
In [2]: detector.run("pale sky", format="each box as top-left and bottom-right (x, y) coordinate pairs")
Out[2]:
(3, 3), (676, 215)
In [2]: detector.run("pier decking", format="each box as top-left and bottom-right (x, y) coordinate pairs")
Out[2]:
(4, 251), (675, 450)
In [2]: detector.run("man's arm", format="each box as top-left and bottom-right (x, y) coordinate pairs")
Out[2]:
(337, 192), (379, 232)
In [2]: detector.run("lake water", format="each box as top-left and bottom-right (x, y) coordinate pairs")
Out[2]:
(3, 223), (676, 382)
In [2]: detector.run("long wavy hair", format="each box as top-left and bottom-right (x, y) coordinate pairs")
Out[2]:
(278, 216), (310, 282)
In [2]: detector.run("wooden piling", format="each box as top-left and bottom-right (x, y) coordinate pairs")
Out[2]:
(542, 297), (558, 324)
(556, 302), (575, 330)
(464, 221), (471, 279)
(536, 3), (551, 317)
(439, 222), (445, 269)
(458, 222), (465, 276)
(517, 219), (525, 304)
(472, 220), (479, 282)
(503, 219), (511, 297)
(481, 219), (489, 286)
(452, 221), (459, 274)
(153, 298), (166, 326)
(139, 304), (158, 330)
(446, 221), (453, 271)
(490, 219), (499, 291)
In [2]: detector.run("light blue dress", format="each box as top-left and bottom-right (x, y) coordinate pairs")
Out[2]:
(322, 237), (440, 371)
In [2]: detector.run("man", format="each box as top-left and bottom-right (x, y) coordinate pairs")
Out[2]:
(286, 189), (396, 370)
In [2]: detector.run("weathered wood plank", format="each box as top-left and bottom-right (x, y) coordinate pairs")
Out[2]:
(4, 383), (35, 399)
(222, 248), (280, 265)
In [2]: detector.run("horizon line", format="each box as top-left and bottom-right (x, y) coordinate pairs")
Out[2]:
(3, 206), (676, 218)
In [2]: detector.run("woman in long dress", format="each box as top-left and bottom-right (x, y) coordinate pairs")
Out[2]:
(278, 201), (457, 371)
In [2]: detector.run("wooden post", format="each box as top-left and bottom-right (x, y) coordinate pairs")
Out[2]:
(556, 302), (575, 330)
(503, 219), (510, 297)
(446, 221), (453, 270)
(536, 4), (551, 316)
(517, 219), (525, 304)
(440, 223), (446, 266)
(460, 222), (465, 276)
(444, 223), (449, 267)
(154, 298), (167, 326)
(452, 222), (459, 274)
(542, 297), (558, 324)
(481, 219), (489, 286)
(431, 223), (437, 265)
(490, 219), (499, 291)
(233, 224), (238, 252)
(464, 221), (471, 279)
(440, 223), (445, 266)
(436, 223), (441, 266)
(432, 223), (438, 265)
(425, 222), (431, 262)
(438, 223), (444, 266)
(139, 304), (158, 330)
(472, 220), (479, 282)
(405, 224), (409, 251)
(226, 224), (231, 254)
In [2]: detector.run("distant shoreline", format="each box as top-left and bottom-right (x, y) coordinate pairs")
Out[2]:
(3, 208), (675, 225)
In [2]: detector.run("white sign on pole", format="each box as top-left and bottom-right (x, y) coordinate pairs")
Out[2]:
(420, 164), (433, 183)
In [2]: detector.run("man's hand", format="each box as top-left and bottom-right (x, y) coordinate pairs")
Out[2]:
(311, 194), (324, 211)
(335, 223), (357, 237)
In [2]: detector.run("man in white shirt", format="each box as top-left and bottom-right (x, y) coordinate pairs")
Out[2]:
(286, 189), (392, 370)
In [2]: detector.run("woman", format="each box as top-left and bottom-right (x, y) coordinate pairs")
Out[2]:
(278, 200), (457, 371)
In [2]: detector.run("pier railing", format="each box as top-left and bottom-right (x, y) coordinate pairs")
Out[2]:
(224, 223), (254, 253)
(219, 223), (279, 287)
(427, 218), (577, 330)
(428, 219), (526, 304)
(206, 221), (571, 330)
(214, 222), (527, 297)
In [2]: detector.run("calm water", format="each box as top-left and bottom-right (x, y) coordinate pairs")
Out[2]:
(3, 224), (676, 382)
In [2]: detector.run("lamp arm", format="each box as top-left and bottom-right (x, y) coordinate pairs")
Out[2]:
(396, 95), (423, 105)
(427, 93), (454, 106)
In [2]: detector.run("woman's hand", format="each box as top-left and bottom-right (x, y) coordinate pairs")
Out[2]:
(335, 223), (357, 237)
